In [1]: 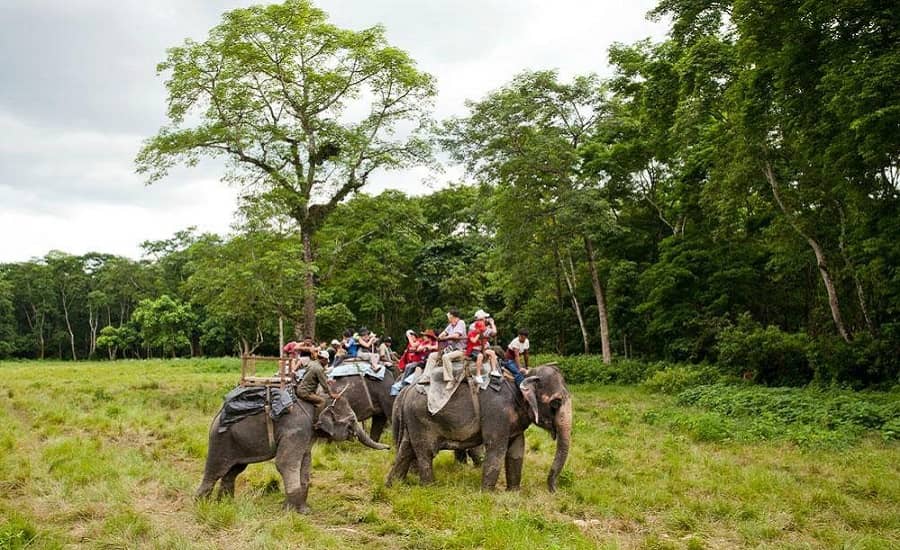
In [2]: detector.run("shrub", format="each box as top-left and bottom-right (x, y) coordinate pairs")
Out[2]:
(675, 384), (900, 446)
(716, 314), (811, 386)
(807, 326), (900, 388)
(642, 364), (720, 394)
(532, 354), (670, 385)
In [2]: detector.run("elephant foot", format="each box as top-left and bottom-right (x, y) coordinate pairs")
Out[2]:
(284, 491), (311, 514)
(506, 485), (521, 492)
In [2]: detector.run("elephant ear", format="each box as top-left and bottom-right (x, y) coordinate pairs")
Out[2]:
(315, 410), (335, 438)
(520, 376), (541, 424)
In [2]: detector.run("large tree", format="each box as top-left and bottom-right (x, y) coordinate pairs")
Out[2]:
(136, 0), (436, 338)
(442, 71), (614, 361)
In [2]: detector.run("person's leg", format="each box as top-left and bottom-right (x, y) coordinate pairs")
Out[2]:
(487, 350), (500, 376)
(473, 352), (485, 385)
(421, 352), (439, 383)
(297, 390), (325, 407)
(441, 349), (463, 384)
(504, 359), (524, 385)
(402, 362), (420, 383)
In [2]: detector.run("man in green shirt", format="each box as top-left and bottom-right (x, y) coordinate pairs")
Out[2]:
(296, 350), (339, 406)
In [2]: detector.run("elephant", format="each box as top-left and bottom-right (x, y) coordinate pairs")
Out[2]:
(196, 393), (388, 513)
(386, 364), (572, 492)
(329, 369), (396, 442)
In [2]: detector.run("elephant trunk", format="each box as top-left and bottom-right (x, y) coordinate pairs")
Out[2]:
(547, 397), (572, 492)
(354, 422), (389, 450)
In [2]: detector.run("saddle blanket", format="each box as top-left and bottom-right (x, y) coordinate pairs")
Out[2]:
(328, 359), (387, 380)
(218, 385), (295, 432)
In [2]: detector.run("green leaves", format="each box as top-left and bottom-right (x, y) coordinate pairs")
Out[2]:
(131, 295), (195, 357)
(137, 0), (436, 227)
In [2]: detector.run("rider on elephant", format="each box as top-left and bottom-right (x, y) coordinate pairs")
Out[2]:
(296, 350), (340, 406)
(422, 308), (467, 389)
(392, 329), (437, 393)
(504, 329), (530, 386)
(356, 327), (382, 372)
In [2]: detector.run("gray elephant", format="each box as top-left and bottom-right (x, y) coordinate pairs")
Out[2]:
(329, 369), (395, 442)
(386, 364), (572, 492)
(196, 394), (388, 513)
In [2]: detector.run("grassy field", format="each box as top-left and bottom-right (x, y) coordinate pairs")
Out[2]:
(0, 359), (897, 549)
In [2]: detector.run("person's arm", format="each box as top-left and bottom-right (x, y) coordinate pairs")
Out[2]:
(523, 349), (530, 369)
(327, 379), (340, 400)
(450, 321), (466, 341)
(314, 367), (333, 395)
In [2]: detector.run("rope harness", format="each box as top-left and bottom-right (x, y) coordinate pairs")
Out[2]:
(264, 387), (275, 451)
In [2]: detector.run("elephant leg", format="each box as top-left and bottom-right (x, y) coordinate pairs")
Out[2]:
(295, 449), (312, 513)
(504, 434), (525, 491)
(217, 463), (247, 499)
(276, 445), (310, 514)
(414, 443), (436, 485)
(196, 460), (233, 500)
(480, 440), (507, 491)
(386, 436), (415, 486)
(370, 414), (387, 443)
(468, 446), (485, 466)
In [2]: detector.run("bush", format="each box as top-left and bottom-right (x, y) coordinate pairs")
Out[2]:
(716, 314), (811, 385)
(642, 364), (721, 394)
(675, 384), (900, 444)
(532, 354), (670, 385)
(808, 326), (900, 388)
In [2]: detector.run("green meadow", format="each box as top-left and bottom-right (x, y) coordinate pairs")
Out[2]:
(0, 359), (897, 549)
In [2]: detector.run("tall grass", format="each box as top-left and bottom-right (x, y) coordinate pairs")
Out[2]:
(0, 359), (897, 548)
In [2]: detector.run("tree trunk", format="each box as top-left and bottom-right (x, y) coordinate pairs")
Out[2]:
(836, 203), (876, 334)
(278, 315), (285, 357)
(301, 228), (316, 340)
(764, 162), (851, 343)
(553, 262), (566, 354)
(24, 304), (46, 359)
(584, 236), (612, 364)
(88, 305), (98, 359)
(555, 247), (589, 354)
(61, 289), (77, 360)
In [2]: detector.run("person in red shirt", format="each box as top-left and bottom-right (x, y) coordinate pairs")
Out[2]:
(391, 329), (439, 394)
(467, 320), (499, 386)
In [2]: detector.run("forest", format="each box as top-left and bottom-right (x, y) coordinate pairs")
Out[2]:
(1, 0), (898, 390)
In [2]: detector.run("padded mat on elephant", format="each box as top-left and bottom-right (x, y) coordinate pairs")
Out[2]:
(218, 386), (295, 432)
(329, 359), (386, 380)
(415, 360), (472, 415)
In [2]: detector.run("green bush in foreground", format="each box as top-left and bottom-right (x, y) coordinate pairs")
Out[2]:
(672, 384), (900, 445)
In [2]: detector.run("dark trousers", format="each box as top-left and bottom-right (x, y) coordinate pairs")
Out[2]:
(297, 390), (325, 406)
(503, 359), (524, 385)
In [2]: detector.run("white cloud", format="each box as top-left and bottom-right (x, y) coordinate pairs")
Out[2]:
(0, 0), (666, 263)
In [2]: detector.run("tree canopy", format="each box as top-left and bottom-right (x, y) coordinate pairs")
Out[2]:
(3, 0), (897, 388)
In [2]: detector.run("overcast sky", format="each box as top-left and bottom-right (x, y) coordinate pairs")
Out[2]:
(0, 0), (666, 262)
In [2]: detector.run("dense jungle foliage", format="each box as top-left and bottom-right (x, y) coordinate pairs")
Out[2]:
(1, 0), (898, 390)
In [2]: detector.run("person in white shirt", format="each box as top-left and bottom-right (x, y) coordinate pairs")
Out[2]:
(422, 308), (467, 389)
(504, 329), (530, 385)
